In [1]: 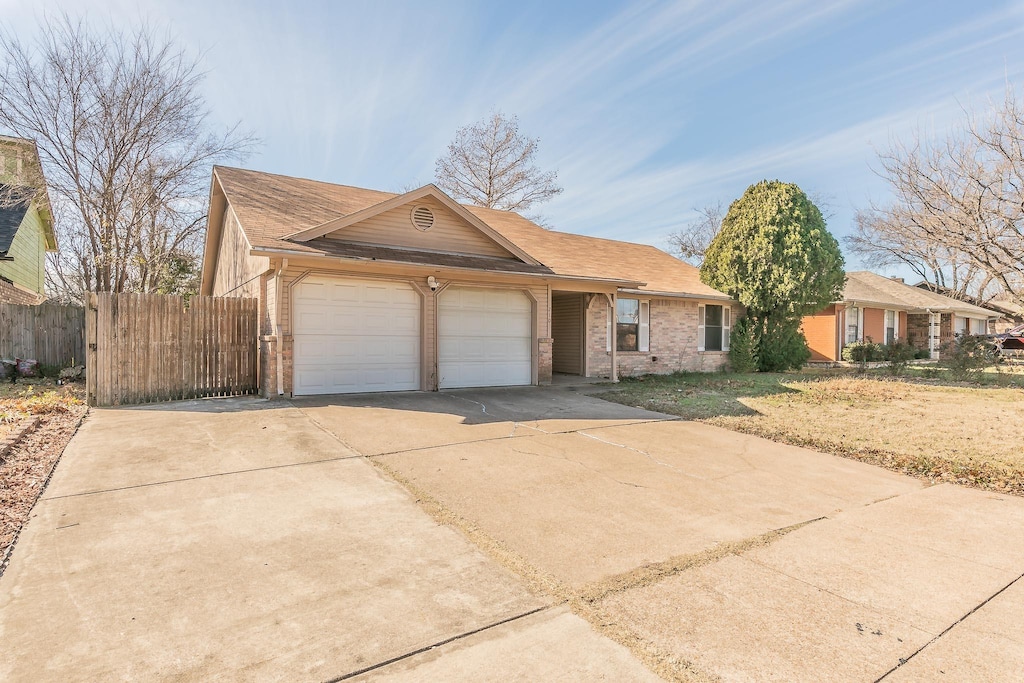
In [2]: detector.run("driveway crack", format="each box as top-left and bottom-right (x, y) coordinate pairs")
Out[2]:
(579, 431), (707, 481)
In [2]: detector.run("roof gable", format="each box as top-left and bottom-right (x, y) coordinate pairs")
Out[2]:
(0, 139), (56, 251)
(286, 184), (537, 264)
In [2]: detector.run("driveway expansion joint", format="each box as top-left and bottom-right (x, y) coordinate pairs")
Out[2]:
(322, 605), (552, 682)
(872, 568), (1024, 681)
(39, 452), (367, 501)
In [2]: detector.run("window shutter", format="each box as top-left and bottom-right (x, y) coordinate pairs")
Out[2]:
(722, 306), (731, 351)
(697, 304), (706, 352)
(639, 301), (650, 352)
(858, 308), (865, 342)
(606, 304), (612, 353)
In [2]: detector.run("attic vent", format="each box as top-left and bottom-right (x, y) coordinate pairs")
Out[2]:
(411, 205), (435, 231)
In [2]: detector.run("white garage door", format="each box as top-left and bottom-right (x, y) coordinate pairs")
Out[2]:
(292, 276), (420, 395)
(438, 287), (532, 389)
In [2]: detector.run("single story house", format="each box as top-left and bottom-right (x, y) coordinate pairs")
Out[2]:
(802, 271), (998, 362)
(200, 167), (736, 397)
(0, 136), (56, 305)
(912, 282), (1024, 334)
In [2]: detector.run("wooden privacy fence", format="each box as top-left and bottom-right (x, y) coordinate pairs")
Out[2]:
(86, 292), (259, 407)
(0, 302), (85, 367)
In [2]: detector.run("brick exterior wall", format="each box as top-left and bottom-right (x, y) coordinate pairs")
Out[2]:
(802, 305), (839, 361)
(0, 277), (46, 305)
(537, 337), (552, 385)
(585, 295), (613, 378)
(907, 312), (955, 359)
(587, 296), (729, 378)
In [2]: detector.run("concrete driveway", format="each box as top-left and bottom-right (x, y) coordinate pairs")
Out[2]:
(2, 386), (1022, 681)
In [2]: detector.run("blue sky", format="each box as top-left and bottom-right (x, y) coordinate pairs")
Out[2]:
(3, 0), (1024, 271)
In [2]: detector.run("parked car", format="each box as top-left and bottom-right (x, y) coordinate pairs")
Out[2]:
(990, 324), (1024, 358)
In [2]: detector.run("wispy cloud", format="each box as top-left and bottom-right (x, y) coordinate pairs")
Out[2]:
(2, 0), (1023, 266)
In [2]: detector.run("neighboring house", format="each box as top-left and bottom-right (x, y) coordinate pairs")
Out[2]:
(0, 136), (56, 305)
(912, 282), (1024, 334)
(200, 167), (735, 397)
(984, 298), (1024, 333)
(802, 271), (997, 362)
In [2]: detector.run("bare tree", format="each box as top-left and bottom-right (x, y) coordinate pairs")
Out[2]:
(849, 86), (1024, 305)
(668, 202), (724, 265)
(0, 15), (254, 302)
(434, 111), (562, 213)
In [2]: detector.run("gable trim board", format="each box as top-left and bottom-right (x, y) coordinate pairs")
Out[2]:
(200, 166), (737, 395)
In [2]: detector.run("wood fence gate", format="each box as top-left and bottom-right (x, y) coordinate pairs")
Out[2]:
(86, 292), (259, 406)
(0, 302), (85, 367)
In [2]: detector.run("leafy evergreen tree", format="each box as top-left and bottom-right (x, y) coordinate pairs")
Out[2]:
(702, 180), (844, 371)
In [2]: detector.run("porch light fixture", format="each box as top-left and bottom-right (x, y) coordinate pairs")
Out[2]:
(427, 276), (438, 291)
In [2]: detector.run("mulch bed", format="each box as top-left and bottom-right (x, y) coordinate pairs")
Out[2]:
(0, 395), (87, 577)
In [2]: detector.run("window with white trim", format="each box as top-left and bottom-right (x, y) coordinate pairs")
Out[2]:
(885, 310), (896, 345)
(846, 306), (860, 344)
(955, 316), (968, 336)
(616, 298), (649, 352)
(698, 304), (731, 352)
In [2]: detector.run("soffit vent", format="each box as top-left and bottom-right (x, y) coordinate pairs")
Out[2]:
(411, 205), (435, 231)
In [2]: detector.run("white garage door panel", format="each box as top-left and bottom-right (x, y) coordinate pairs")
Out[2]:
(438, 287), (533, 389)
(292, 277), (420, 395)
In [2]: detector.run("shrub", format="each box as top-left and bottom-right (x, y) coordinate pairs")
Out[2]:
(885, 339), (917, 376)
(944, 334), (1000, 381)
(755, 315), (810, 372)
(842, 341), (884, 363)
(727, 316), (757, 373)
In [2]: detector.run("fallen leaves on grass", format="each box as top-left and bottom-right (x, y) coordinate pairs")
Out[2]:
(605, 372), (1024, 498)
(710, 420), (1024, 497)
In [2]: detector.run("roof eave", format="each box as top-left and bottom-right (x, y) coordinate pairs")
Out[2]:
(619, 287), (735, 303)
(249, 246), (641, 286)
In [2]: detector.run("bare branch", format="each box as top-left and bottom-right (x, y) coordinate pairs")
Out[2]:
(0, 14), (256, 301)
(434, 110), (562, 215)
(849, 85), (1024, 306)
(667, 202), (724, 265)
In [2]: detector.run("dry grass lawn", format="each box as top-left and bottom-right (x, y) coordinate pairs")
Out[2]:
(604, 371), (1024, 495)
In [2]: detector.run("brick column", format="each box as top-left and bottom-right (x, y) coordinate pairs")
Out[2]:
(259, 336), (277, 398)
(537, 337), (553, 385)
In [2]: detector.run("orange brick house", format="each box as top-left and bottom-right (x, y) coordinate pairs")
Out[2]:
(801, 271), (997, 361)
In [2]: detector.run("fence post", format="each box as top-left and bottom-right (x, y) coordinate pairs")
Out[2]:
(85, 293), (98, 407)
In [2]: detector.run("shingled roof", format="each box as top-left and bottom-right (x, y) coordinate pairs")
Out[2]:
(843, 271), (996, 317)
(212, 166), (730, 299)
(0, 185), (32, 256)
